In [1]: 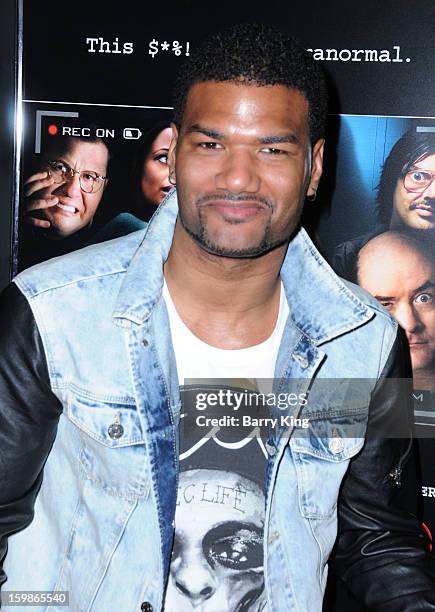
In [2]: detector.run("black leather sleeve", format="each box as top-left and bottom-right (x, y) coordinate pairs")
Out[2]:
(331, 327), (435, 610)
(0, 283), (62, 587)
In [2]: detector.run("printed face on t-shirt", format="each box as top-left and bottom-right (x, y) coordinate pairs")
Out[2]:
(164, 468), (267, 611)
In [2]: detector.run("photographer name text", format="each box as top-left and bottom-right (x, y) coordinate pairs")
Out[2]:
(196, 414), (310, 429)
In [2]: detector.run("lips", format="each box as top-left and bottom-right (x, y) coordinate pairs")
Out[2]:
(410, 202), (434, 215)
(204, 199), (268, 217)
(409, 341), (429, 350)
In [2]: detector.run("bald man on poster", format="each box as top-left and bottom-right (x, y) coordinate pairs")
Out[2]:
(358, 231), (435, 392)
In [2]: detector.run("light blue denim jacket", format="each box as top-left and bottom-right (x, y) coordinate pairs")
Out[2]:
(7, 190), (398, 611)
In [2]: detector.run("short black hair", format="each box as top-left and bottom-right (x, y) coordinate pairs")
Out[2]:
(173, 23), (328, 144)
(376, 129), (435, 225)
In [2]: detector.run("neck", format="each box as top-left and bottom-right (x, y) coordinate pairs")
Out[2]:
(163, 220), (287, 349)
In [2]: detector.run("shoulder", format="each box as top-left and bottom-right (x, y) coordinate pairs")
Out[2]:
(93, 214), (147, 244)
(14, 229), (147, 299)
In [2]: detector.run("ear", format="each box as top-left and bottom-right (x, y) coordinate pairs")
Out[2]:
(306, 139), (325, 199)
(168, 122), (179, 185)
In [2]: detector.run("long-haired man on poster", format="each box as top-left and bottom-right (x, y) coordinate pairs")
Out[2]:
(0, 24), (435, 612)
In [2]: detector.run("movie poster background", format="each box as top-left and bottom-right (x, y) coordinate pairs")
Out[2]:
(2, 1), (435, 609)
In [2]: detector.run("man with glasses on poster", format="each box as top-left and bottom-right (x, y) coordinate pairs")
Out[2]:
(1, 23), (435, 612)
(20, 133), (109, 268)
(334, 129), (435, 281)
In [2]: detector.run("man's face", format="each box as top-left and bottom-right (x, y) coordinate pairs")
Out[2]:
(358, 242), (435, 379)
(391, 153), (435, 231)
(168, 82), (324, 258)
(41, 139), (108, 237)
(165, 469), (266, 611)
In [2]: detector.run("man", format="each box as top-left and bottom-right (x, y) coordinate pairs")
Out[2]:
(19, 134), (109, 268)
(357, 231), (435, 565)
(357, 231), (435, 417)
(333, 129), (435, 280)
(1, 24), (435, 611)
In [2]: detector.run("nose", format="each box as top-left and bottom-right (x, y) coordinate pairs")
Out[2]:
(215, 148), (260, 193)
(174, 562), (217, 606)
(60, 172), (82, 198)
(394, 303), (423, 335)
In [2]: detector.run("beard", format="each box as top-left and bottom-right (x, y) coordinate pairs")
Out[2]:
(178, 202), (290, 258)
(178, 192), (293, 259)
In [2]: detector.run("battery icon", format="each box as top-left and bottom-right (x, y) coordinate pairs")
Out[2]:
(123, 128), (142, 140)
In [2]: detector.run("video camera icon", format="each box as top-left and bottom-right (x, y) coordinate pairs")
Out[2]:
(123, 128), (142, 140)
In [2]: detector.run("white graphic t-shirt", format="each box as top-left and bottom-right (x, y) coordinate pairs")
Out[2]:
(162, 280), (288, 612)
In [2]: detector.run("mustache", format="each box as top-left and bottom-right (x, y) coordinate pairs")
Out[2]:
(409, 198), (435, 210)
(196, 192), (273, 209)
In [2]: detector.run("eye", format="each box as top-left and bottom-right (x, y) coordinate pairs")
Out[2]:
(50, 161), (68, 173)
(411, 171), (431, 183)
(414, 292), (433, 306)
(154, 153), (168, 164)
(379, 300), (394, 310)
(260, 147), (286, 156)
(205, 527), (263, 571)
(198, 142), (223, 150)
(81, 172), (97, 182)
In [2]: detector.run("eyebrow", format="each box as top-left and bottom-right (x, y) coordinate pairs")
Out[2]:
(185, 124), (224, 139)
(408, 164), (431, 172)
(185, 123), (301, 145)
(55, 157), (106, 177)
(206, 521), (263, 541)
(373, 281), (435, 303)
(412, 281), (435, 295)
(258, 133), (300, 145)
(373, 294), (396, 302)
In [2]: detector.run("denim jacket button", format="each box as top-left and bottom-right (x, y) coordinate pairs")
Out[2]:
(141, 602), (153, 612)
(329, 435), (344, 455)
(108, 422), (124, 439)
(292, 353), (309, 369)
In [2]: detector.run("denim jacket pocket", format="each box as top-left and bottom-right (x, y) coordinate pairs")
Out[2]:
(66, 387), (149, 499)
(289, 406), (368, 519)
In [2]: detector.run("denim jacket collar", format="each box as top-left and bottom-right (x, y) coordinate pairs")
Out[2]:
(113, 189), (372, 342)
(112, 190), (178, 325)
